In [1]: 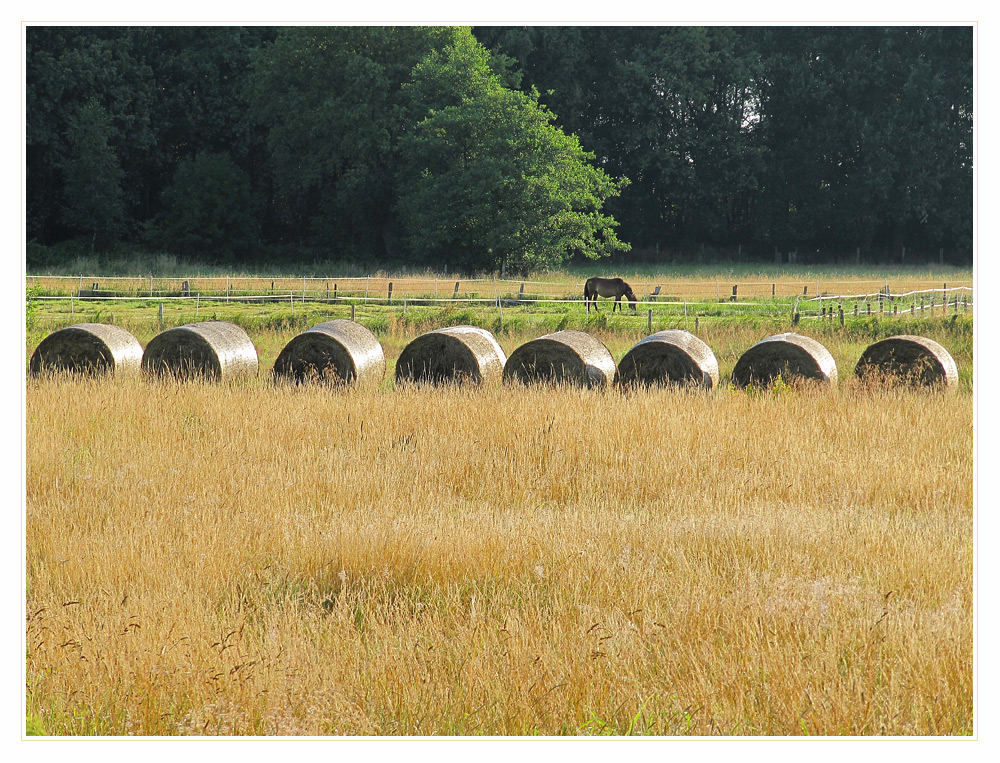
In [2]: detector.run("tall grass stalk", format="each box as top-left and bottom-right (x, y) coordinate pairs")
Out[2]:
(26, 374), (972, 736)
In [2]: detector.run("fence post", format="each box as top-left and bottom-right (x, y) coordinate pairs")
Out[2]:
(494, 276), (503, 324)
(365, 276), (369, 305)
(454, 281), (460, 299)
(351, 303), (356, 321)
(158, 302), (164, 326)
(731, 285), (738, 302)
(196, 293), (200, 319)
(388, 282), (393, 303)
(647, 309), (652, 334)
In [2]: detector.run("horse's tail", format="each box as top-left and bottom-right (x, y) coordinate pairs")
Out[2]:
(583, 279), (592, 301)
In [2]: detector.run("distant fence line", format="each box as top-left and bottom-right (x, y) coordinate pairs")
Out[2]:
(27, 274), (975, 304)
(32, 285), (973, 330)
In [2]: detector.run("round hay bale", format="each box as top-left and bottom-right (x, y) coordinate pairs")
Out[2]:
(731, 332), (838, 388)
(29, 323), (143, 376)
(142, 321), (258, 381)
(273, 319), (385, 386)
(503, 329), (616, 389)
(854, 335), (958, 388)
(395, 326), (506, 385)
(615, 330), (720, 389)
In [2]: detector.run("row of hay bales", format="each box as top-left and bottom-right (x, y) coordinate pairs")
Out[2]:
(28, 320), (960, 390)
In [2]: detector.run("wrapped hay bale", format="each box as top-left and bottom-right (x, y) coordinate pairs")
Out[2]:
(854, 335), (958, 388)
(29, 323), (143, 376)
(395, 326), (506, 385)
(142, 321), (258, 381)
(615, 330), (719, 389)
(504, 329), (616, 389)
(731, 332), (837, 388)
(273, 319), (385, 386)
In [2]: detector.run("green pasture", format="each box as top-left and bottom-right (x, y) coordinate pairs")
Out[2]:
(25, 289), (974, 393)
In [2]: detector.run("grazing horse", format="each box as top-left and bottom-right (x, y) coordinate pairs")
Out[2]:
(584, 277), (638, 314)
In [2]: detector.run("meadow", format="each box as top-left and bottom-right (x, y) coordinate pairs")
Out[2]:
(24, 268), (974, 736)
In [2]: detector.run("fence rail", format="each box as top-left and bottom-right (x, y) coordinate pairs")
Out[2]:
(31, 285), (974, 331)
(27, 274), (975, 303)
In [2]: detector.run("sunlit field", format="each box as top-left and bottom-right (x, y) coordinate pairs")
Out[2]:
(25, 264), (974, 736)
(25, 338), (972, 736)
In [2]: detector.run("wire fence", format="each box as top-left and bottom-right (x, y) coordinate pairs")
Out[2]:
(30, 281), (974, 333)
(27, 274), (975, 304)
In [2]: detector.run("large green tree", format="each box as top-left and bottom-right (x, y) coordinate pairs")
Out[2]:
(251, 26), (628, 269)
(396, 34), (628, 271)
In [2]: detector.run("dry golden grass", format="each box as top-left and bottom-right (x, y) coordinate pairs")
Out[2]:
(25, 366), (972, 737)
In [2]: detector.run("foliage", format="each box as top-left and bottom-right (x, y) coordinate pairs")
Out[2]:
(475, 25), (972, 258)
(249, 27), (469, 256)
(57, 99), (126, 250)
(249, 27), (626, 269)
(750, 27), (973, 255)
(26, 25), (973, 267)
(26, 714), (45, 736)
(26, 285), (41, 328)
(148, 151), (259, 261)
(396, 34), (629, 271)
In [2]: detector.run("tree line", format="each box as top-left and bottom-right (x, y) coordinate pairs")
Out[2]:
(26, 25), (972, 272)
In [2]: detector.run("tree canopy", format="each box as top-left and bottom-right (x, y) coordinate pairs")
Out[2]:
(26, 24), (973, 269)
